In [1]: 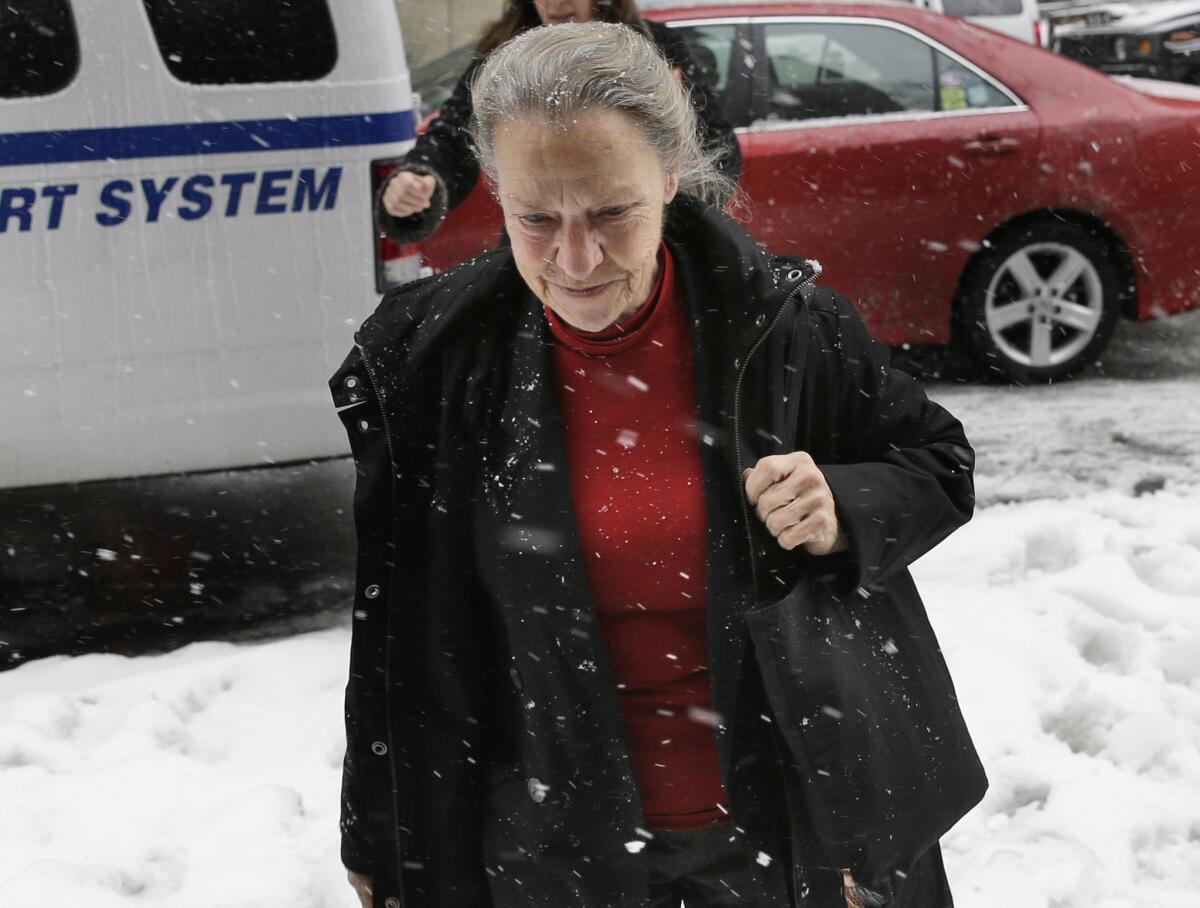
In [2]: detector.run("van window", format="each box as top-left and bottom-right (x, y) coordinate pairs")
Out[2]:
(141, 0), (338, 85)
(0, 0), (80, 99)
(941, 0), (1023, 16)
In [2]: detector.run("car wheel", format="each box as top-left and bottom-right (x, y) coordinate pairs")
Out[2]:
(956, 222), (1120, 382)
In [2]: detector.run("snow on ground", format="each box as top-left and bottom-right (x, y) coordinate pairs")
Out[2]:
(931, 375), (1200, 506)
(2, 485), (1198, 907)
(1, 311), (1197, 907)
(0, 633), (354, 907)
(920, 489), (1200, 908)
(927, 309), (1200, 507)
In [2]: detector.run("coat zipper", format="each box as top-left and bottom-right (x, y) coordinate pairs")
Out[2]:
(355, 342), (407, 908)
(731, 273), (817, 908)
(732, 274), (817, 595)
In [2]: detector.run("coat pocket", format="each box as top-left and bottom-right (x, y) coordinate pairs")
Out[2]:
(482, 766), (548, 866)
(745, 573), (986, 898)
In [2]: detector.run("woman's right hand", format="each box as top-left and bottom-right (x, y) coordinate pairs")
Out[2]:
(381, 170), (437, 218)
(347, 870), (373, 908)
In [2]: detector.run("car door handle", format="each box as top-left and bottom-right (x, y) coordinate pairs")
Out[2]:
(963, 135), (1021, 157)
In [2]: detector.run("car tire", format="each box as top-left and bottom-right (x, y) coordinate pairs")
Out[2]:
(956, 221), (1121, 383)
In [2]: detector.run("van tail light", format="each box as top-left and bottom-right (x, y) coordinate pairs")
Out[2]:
(371, 157), (426, 293)
(1033, 18), (1044, 46)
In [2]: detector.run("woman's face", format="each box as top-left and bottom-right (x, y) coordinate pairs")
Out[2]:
(493, 110), (679, 333)
(533, 0), (593, 25)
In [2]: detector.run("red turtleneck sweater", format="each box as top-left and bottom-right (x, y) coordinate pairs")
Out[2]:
(545, 246), (728, 830)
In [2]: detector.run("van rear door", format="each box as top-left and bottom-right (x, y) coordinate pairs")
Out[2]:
(1, 0), (416, 491)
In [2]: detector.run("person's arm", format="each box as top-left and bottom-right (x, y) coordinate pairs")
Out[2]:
(813, 289), (975, 592)
(376, 59), (483, 243)
(745, 290), (974, 592)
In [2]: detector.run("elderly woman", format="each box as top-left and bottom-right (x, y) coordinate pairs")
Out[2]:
(332, 22), (985, 908)
(375, 0), (741, 244)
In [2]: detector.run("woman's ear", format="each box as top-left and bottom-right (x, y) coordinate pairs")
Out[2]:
(664, 171), (680, 204)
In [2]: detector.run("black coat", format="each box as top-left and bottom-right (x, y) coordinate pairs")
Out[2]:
(378, 19), (744, 244)
(331, 195), (986, 908)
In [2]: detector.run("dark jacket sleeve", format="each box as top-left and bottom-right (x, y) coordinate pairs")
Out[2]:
(377, 58), (483, 244)
(812, 291), (975, 593)
(645, 19), (743, 194)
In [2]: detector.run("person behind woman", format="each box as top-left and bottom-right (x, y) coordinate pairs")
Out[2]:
(335, 21), (985, 908)
(376, 0), (742, 244)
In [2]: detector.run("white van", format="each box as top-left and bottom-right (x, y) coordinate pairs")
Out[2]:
(0, 0), (416, 661)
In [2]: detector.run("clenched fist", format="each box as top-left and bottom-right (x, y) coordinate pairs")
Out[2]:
(381, 170), (436, 218)
(743, 452), (848, 555)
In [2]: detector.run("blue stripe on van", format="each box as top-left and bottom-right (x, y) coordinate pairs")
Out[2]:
(0, 111), (415, 167)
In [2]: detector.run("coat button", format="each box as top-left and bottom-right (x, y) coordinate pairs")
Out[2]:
(357, 418), (371, 432)
(385, 898), (401, 908)
(343, 375), (360, 390)
(509, 666), (524, 691)
(364, 584), (381, 599)
(371, 741), (388, 756)
(527, 777), (548, 803)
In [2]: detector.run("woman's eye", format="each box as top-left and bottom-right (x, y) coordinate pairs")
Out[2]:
(519, 214), (550, 226)
(600, 207), (627, 218)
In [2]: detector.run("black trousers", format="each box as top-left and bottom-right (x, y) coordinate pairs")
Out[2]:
(643, 825), (953, 908)
(645, 825), (787, 907)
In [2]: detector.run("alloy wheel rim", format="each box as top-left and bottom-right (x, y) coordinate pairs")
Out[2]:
(984, 242), (1105, 369)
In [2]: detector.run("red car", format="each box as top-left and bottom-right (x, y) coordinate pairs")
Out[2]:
(408, 2), (1200, 381)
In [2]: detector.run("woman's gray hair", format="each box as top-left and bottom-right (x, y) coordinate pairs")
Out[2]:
(468, 21), (735, 207)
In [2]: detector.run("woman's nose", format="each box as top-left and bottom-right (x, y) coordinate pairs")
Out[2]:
(555, 224), (603, 280)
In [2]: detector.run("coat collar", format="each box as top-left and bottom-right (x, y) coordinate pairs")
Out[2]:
(662, 194), (819, 362)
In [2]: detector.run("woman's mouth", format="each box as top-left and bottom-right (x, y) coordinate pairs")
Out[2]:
(556, 281), (613, 298)
(547, 14), (576, 24)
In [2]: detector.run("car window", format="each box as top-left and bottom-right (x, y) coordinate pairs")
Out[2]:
(762, 23), (937, 121)
(672, 23), (738, 95)
(941, 0), (1024, 16)
(759, 21), (1015, 123)
(0, 0), (80, 98)
(141, 0), (337, 85)
(936, 52), (1015, 110)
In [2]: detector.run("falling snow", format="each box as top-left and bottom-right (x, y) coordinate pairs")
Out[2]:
(1, 278), (1198, 908)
